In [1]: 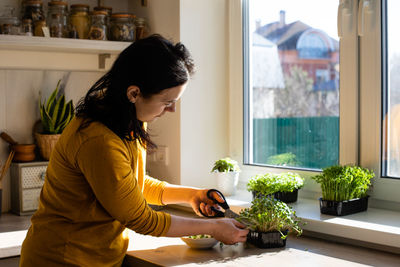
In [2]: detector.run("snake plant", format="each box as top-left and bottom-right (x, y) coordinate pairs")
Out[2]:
(39, 80), (74, 134)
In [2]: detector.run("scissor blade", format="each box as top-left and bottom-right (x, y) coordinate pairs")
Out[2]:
(224, 209), (240, 219)
(224, 209), (253, 227)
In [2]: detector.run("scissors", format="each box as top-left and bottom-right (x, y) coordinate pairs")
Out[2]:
(199, 189), (241, 219)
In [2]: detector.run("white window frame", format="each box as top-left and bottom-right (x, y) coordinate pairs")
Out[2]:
(229, 0), (400, 208)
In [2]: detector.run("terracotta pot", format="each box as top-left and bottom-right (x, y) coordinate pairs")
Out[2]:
(35, 133), (61, 160)
(11, 144), (36, 162)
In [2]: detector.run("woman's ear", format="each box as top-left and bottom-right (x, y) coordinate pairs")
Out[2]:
(127, 86), (140, 103)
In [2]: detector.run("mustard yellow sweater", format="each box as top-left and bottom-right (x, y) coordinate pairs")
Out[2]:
(20, 117), (171, 267)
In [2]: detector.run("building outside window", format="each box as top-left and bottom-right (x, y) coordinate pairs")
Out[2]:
(244, 0), (339, 170)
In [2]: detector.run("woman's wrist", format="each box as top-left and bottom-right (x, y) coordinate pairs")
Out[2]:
(162, 184), (200, 205)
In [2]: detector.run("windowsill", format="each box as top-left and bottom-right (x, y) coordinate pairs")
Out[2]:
(1, 190), (400, 259)
(224, 190), (400, 254)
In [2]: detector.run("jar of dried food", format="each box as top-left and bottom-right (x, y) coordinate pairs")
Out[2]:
(47, 1), (68, 38)
(93, 6), (112, 27)
(22, 0), (45, 36)
(34, 20), (46, 36)
(109, 13), (135, 42)
(21, 19), (33, 36)
(68, 4), (89, 39)
(88, 11), (107, 40)
(134, 17), (146, 41)
(0, 16), (20, 35)
(22, 0), (45, 23)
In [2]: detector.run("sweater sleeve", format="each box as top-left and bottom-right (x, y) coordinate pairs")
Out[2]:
(143, 175), (169, 205)
(76, 135), (171, 236)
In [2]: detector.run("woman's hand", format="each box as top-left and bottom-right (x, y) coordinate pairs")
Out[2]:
(210, 218), (249, 244)
(189, 189), (223, 217)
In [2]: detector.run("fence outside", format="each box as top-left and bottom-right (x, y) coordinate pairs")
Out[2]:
(253, 116), (339, 169)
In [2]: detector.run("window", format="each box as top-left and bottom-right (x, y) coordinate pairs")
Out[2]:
(234, 0), (400, 205)
(382, 0), (400, 178)
(243, 0), (339, 170)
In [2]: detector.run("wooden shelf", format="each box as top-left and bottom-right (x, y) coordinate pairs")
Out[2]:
(0, 35), (130, 54)
(0, 35), (131, 71)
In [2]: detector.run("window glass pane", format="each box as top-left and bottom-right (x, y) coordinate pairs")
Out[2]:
(383, 0), (400, 178)
(246, 0), (339, 169)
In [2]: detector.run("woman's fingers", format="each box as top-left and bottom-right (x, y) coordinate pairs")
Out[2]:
(199, 202), (217, 216)
(233, 219), (247, 229)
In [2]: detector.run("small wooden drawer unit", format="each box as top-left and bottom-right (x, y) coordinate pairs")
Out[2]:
(10, 161), (48, 215)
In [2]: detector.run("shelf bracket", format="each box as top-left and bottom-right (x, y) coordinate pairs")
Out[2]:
(98, 53), (110, 69)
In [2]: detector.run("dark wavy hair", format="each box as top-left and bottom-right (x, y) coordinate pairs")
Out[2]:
(75, 34), (195, 148)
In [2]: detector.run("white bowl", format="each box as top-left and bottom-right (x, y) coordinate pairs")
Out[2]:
(180, 236), (219, 249)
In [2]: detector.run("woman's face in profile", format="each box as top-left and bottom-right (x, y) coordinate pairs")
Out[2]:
(130, 82), (187, 122)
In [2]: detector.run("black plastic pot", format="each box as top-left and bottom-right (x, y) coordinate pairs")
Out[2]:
(252, 189), (298, 203)
(247, 230), (288, 248)
(319, 196), (369, 216)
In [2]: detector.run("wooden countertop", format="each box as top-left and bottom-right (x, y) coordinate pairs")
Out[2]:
(124, 232), (400, 267)
(124, 207), (400, 267)
(0, 207), (399, 266)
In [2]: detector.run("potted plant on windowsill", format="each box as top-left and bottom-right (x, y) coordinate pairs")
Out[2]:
(35, 80), (74, 160)
(312, 165), (374, 216)
(247, 172), (304, 203)
(211, 157), (241, 196)
(237, 197), (303, 248)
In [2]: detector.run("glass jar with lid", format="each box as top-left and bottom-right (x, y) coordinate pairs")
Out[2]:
(68, 4), (90, 39)
(88, 11), (107, 40)
(109, 13), (135, 42)
(134, 18), (146, 41)
(47, 1), (68, 38)
(21, 0), (44, 35)
(22, 0), (45, 23)
(0, 6), (21, 35)
(93, 6), (112, 27)
(21, 19), (33, 36)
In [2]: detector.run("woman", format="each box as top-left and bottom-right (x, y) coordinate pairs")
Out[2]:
(20, 34), (248, 267)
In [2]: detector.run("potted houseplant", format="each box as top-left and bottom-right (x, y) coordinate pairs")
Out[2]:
(247, 172), (304, 203)
(312, 165), (374, 216)
(35, 80), (74, 160)
(211, 157), (241, 196)
(237, 197), (303, 248)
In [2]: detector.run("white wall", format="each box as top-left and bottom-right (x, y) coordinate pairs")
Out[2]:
(179, 0), (230, 189)
(129, 0), (182, 185)
(130, 0), (231, 189)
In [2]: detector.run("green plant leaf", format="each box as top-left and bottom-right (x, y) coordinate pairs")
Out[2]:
(237, 197), (303, 237)
(211, 157), (240, 172)
(311, 165), (374, 201)
(38, 80), (74, 134)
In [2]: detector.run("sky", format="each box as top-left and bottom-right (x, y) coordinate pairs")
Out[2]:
(250, 0), (400, 57)
(250, 0), (340, 40)
(388, 0), (400, 57)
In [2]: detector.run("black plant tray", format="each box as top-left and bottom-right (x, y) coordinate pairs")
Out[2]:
(247, 230), (288, 248)
(319, 196), (369, 216)
(252, 189), (298, 203)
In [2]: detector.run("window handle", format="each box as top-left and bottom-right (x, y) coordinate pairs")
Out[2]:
(337, 0), (352, 38)
(358, 0), (374, 37)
